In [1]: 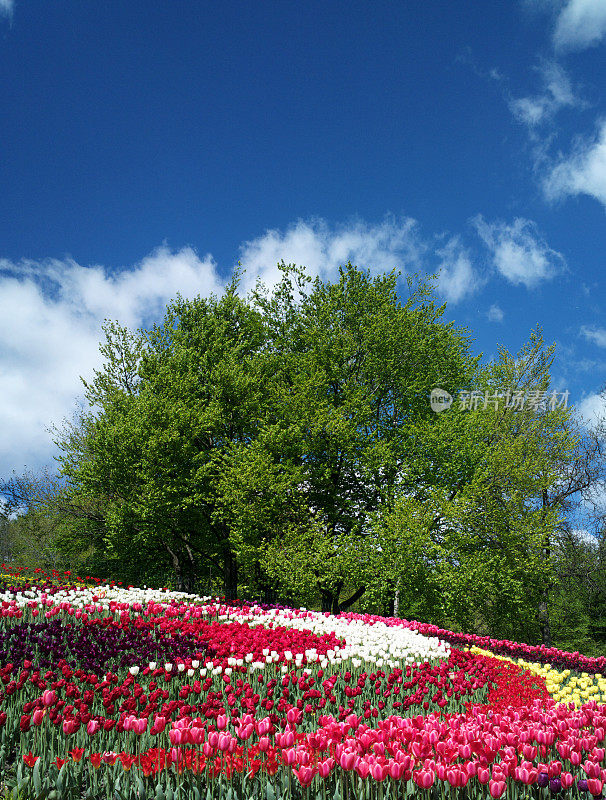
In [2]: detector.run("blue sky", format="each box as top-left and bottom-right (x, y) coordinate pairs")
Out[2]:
(2, 0), (606, 479)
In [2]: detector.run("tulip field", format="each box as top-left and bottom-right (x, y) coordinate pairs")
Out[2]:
(2, 570), (606, 799)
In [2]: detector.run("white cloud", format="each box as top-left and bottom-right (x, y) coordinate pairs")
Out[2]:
(509, 61), (581, 128)
(473, 215), (565, 288)
(576, 392), (606, 424)
(571, 528), (599, 547)
(238, 216), (424, 295)
(581, 325), (606, 347)
(0, 0), (13, 16)
(487, 304), (504, 322)
(554, 0), (606, 51)
(239, 217), (483, 305)
(0, 246), (224, 477)
(544, 120), (606, 208)
(434, 238), (479, 304)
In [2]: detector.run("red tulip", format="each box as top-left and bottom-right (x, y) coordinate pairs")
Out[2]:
(23, 753), (38, 768)
(68, 747), (85, 763)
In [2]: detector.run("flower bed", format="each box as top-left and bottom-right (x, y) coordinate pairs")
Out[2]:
(0, 571), (605, 799)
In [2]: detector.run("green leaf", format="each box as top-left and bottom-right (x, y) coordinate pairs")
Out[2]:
(56, 763), (67, 793)
(32, 757), (42, 797)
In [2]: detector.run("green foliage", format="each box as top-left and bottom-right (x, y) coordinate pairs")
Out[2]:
(367, 329), (594, 643)
(255, 265), (476, 610)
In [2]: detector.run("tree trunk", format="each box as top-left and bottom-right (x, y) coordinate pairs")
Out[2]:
(223, 549), (238, 600)
(331, 580), (344, 614)
(165, 542), (187, 592)
(539, 489), (552, 646)
(339, 585), (366, 612)
(320, 588), (334, 613)
(539, 590), (552, 647)
(393, 589), (400, 617)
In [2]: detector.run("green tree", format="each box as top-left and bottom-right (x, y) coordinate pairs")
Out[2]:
(372, 331), (603, 643)
(55, 280), (305, 597)
(256, 264), (476, 612)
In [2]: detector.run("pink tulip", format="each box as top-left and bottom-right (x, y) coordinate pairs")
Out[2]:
(286, 708), (302, 725)
(447, 768), (468, 788)
(339, 750), (357, 771)
(561, 772), (575, 789)
(585, 761), (602, 779)
(346, 713), (360, 730)
(293, 765), (315, 786)
(318, 758), (334, 778)
(169, 729), (182, 745)
(238, 723), (254, 740)
(478, 767), (490, 784)
(388, 760), (406, 779)
(355, 760), (371, 779)
(370, 762), (389, 782)
(297, 750), (310, 766)
(32, 709), (45, 726)
(518, 766), (538, 785)
(413, 769), (435, 789)
(62, 719), (78, 735)
(588, 778), (603, 796)
(42, 690), (57, 707)
(489, 779), (506, 798)
(465, 760), (478, 778)
(256, 717), (271, 735)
